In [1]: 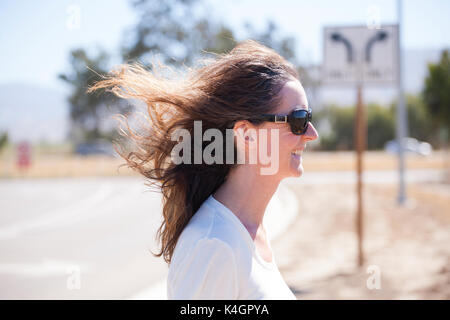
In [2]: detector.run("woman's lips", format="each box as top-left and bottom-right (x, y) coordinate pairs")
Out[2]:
(291, 149), (304, 156)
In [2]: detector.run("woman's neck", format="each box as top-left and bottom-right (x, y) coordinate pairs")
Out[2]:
(212, 165), (281, 238)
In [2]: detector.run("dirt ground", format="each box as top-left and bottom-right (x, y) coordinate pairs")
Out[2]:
(273, 180), (450, 299)
(0, 150), (448, 178)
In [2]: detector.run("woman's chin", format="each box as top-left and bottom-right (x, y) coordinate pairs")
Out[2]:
(291, 165), (304, 177)
(289, 156), (304, 177)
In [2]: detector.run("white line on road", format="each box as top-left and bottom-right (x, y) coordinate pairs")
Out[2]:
(0, 260), (94, 277)
(0, 183), (114, 239)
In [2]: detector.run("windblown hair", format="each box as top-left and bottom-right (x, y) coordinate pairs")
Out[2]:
(88, 40), (299, 264)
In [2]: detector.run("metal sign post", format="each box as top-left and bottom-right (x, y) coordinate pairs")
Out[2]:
(355, 82), (365, 267)
(323, 24), (400, 267)
(396, 0), (408, 204)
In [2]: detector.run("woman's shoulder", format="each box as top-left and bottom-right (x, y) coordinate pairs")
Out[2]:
(181, 200), (239, 242)
(171, 196), (251, 264)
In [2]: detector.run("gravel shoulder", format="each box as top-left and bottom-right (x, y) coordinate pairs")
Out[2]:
(273, 180), (450, 299)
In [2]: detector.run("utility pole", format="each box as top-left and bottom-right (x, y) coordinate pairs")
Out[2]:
(396, 0), (408, 204)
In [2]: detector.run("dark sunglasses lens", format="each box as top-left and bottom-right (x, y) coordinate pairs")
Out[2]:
(290, 110), (310, 134)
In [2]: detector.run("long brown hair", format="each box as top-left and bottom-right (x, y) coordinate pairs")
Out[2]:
(88, 40), (298, 264)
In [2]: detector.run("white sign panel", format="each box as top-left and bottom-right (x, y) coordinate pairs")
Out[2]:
(322, 25), (399, 85)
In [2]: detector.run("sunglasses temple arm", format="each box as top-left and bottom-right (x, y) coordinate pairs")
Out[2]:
(260, 115), (277, 122)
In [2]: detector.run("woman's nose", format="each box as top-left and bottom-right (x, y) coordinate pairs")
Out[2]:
(302, 122), (319, 141)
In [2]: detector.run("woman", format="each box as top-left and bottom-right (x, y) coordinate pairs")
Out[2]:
(88, 40), (318, 299)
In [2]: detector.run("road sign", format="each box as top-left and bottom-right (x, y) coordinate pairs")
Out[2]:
(323, 25), (399, 85)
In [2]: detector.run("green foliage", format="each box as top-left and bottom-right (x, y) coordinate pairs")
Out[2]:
(315, 105), (355, 150)
(243, 20), (298, 65)
(367, 103), (395, 150)
(423, 50), (450, 130)
(316, 104), (395, 151)
(59, 49), (131, 143)
(0, 131), (8, 152)
(316, 92), (446, 151)
(388, 94), (441, 147)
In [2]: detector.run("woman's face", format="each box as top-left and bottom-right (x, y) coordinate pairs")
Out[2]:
(258, 79), (319, 179)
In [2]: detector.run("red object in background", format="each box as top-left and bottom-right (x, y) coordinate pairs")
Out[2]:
(16, 141), (31, 170)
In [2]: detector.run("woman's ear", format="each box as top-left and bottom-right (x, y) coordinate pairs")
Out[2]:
(233, 120), (259, 164)
(233, 120), (257, 145)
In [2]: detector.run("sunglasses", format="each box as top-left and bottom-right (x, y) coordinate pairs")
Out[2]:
(259, 108), (312, 135)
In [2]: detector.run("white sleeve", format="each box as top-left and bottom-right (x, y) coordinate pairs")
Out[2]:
(168, 238), (239, 300)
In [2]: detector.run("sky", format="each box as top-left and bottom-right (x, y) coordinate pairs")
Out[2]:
(0, 0), (449, 92)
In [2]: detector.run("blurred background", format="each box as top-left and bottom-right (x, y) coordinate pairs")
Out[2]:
(0, 0), (449, 299)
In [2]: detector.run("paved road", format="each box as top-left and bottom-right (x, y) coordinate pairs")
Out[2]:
(0, 177), (168, 299)
(0, 169), (445, 299)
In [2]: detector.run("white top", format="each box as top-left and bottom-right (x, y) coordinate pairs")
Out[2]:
(167, 195), (296, 300)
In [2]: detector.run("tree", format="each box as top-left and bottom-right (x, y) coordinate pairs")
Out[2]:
(367, 103), (395, 150)
(121, 0), (238, 67)
(315, 105), (355, 150)
(122, 1), (301, 69)
(423, 49), (450, 145)
(0, 131), (8, 152)
(59, 48), (130, 143)
(243, 20), (298, 64)
(315, 103), (397, 151)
